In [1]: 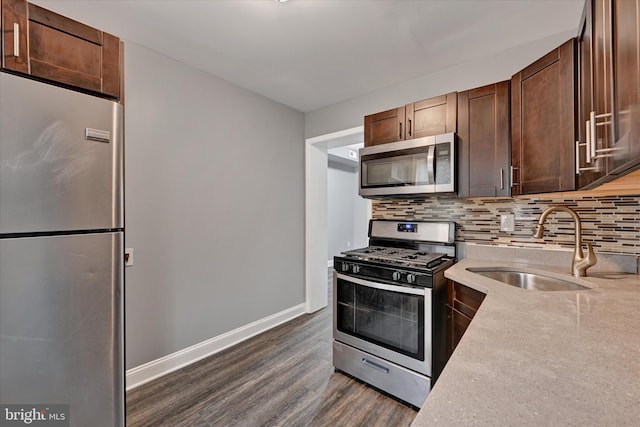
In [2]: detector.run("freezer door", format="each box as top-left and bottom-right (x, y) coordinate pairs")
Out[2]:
(0, 232), (124, 427)
(0, 72), (123, 234)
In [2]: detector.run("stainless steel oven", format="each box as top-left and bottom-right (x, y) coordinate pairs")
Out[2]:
(359, 133), (456, 198)
(334, 274), (431, 376)
(332, 220), (455, 408)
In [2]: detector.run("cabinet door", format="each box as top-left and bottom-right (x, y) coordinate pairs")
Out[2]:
(591, 0), (616, 173)
(458, 81), (510, 197)
(27, 3), (120, 99)
(577, 1), (608, 187)
(511, 39), (577, 195)
(445, 280), (485, 360)
(1, 0), (28, 73)
(0, 0), (121, 100)
(363, 107), (405, 147)
(612, 0), (640, 171)
(406, 92), (457, 139)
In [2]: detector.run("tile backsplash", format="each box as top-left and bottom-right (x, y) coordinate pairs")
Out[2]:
(373, 195), (640, 255)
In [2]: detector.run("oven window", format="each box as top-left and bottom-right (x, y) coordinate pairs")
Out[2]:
(336, 278), (424, 360)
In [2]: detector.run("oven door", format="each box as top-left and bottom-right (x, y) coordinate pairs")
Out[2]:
(333, 272), (432, 376)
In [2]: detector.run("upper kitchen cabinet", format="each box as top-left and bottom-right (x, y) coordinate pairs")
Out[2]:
(363, 93), (457, 147)
(511, 39), (577, 195)
(405, 93), (457, 139)
(612, 0), (640, 173)
(363, 107), (406, 147)
(457, 81), (511, 198)
(576, 0), (640, 189)
(1, 0), (122, 100)
(576, 0), (606, 187)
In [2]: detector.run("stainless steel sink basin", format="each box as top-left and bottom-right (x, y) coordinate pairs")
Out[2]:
(466, 267), (591, 291)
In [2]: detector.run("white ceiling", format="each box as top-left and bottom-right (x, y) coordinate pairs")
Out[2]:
(32, 0), (584, 113)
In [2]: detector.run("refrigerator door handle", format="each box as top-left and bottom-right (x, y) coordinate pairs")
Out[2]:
(86, 128), (112, 143)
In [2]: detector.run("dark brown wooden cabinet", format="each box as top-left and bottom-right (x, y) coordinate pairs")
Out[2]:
(511, 38), (577, 196)
(445, 280), (485, 358)
(363, 107), (405, 147)
(1, 0), (122, 100)
(457, 81), (511, 198)
(612, 0), (640, 174)
(363, 93), (457, 147)
(576, 1), (608, 187)
(405, 93), (457, 140)
(576, 0), (640, 188)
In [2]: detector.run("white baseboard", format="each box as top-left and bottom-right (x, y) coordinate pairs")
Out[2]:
(125, 303), (306, 390)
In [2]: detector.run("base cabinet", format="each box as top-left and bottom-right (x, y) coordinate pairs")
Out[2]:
(446, 280), (485, 358)
(1, 0), (122, 100)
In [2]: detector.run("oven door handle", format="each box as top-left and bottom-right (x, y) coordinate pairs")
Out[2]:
(336, 273), (427, 296)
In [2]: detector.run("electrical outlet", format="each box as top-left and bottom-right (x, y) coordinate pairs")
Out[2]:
(500, 214), (515, 232)
(124, 248), (134, 266)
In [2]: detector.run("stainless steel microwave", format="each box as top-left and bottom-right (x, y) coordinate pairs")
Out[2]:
(359, 133), (456, 198)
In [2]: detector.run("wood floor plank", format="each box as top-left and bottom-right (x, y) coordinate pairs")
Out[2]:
(126, 273), (417, 426)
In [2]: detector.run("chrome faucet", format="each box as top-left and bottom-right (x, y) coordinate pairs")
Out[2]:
(533, 206), (597, 277)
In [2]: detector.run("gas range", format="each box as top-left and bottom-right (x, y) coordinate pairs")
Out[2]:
(332, 219), (456, 408)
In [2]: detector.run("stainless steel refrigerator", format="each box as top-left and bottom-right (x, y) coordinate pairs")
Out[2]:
(0, 72), (124, 426)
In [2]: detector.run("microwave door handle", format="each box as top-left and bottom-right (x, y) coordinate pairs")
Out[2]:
(426, 144), (436, 184)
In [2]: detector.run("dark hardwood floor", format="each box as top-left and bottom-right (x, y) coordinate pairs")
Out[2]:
(126, 270), (417, 426)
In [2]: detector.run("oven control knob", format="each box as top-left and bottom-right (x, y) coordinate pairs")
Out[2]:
(407, 274), (416, 284)
(392, 271), (401, 281)
(341, 263), (350, 272)
(352, 265), (361, 274)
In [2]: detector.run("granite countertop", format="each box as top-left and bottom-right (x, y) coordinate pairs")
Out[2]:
(412, 246), (640, 427)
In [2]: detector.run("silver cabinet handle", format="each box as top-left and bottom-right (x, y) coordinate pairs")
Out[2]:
(585, 119), (591, 163)
(590, 111), (596, 159)
(13, 23), (20, 57)
(589, 111), (617, 159)
(576, 140), (595, 174)
(510, 166), (519, 187)
(500, 168), (504, 190)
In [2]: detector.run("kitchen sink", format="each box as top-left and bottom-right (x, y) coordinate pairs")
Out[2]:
(466, 267), (591, 291)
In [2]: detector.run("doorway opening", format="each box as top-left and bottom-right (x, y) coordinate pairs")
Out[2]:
(305, 126), (371, 313)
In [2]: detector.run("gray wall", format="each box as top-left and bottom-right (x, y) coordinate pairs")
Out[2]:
(124, 42), (305, 369)
(327, 160), (368, 260)
(305, 30), (575, 139)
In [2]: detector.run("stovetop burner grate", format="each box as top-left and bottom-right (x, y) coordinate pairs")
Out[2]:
(341, 245), (448, 268)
